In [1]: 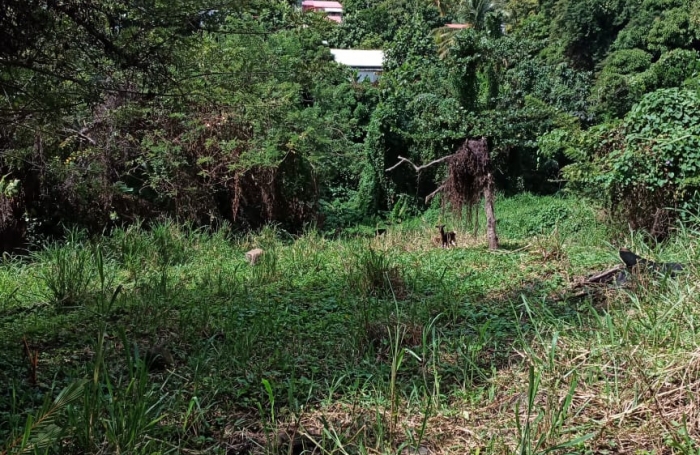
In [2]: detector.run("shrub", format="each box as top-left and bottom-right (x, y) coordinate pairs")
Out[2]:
(647, 7), (695, 54)
(559, 87), (700, 237)
(591, 49), (654, 119)
(590, 72), (636, 119)
(650, 49), (700, 88)
(594, 88), (700, 236)
(591, 48), (698, 120)
(602, 49), (653, 75)
(538, 121), (624, 199)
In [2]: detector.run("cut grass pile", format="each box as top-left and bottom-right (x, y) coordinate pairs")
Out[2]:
(1, 193), (699, 454)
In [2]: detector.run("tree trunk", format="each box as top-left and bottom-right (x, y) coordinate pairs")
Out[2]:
(483, 172), (499, 250)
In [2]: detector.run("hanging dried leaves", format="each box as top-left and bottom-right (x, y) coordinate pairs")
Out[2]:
(386, 136), (499, 249)
(443, 137), (492, 223)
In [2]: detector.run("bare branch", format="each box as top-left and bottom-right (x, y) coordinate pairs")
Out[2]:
(63, 127), (97, 145)
(385, 153), (456, 173)
(424, 185), (445, 204)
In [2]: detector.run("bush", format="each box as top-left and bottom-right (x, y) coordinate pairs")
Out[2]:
(591, 47), (698, 120)
(650, 49), (700, 88)
(604, 88), (700, 236)
(590, 72), (636, 119)
(647, 7), (695, 54)
(559, 87), (700, 237)
(591, 49), (658, 119)
(602, 49), (653, 75)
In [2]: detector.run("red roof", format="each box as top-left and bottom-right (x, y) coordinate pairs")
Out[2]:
(446, 23), (471, 29)
(301, 1), (343, 8)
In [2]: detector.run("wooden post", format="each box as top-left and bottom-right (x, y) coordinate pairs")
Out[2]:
(483, 171), (499, 250)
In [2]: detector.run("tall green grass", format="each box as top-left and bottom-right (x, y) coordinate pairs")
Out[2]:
(1, 194), (699, 454)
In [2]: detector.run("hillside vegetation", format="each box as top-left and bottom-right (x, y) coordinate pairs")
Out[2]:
(1, 0), (698, 244)
(2, 0), (700, 453)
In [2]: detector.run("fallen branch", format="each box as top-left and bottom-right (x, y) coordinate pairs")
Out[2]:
(565, 265), (626, 300)
(583, 265), (625, 285)
(385, 153), (456, 173)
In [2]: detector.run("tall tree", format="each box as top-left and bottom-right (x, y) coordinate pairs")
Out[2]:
(432, 0), (508, 58)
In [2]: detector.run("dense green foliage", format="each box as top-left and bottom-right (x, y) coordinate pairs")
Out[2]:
(547, 87), (700, 236)
(1, 0), (378, 245)
(3, 1), (700, 451)
(1, 0), (699, 242)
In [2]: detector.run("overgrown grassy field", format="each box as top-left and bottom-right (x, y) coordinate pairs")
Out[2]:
(2, 194), (699, 454)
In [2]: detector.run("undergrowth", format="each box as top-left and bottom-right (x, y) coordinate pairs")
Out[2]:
(1, 194), (699, 454)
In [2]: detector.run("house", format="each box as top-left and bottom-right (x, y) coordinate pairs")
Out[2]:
(301, 1), (344, 23)
(330, 49), (384, 83)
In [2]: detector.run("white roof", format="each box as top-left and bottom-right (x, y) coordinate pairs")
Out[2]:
(330, 49), (384, 68)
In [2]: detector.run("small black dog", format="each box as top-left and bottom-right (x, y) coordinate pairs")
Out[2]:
(616, 249), (684, 285)
(436, 225), (457, 248)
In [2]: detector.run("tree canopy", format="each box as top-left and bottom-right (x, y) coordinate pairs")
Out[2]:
(1, 0), (698, 247)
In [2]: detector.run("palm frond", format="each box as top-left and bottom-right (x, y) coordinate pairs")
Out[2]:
(458, 0), (509, 31)
(432, 27), (460, 59)
(2, 380), (88, 455)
